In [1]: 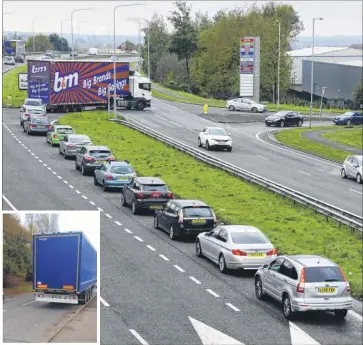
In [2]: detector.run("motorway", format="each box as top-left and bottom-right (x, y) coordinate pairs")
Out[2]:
(2, 106), (363, 345)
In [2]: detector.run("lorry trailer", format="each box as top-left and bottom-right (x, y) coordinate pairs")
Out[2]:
(4, 39), (26, 57)
(26, 59), (151, 112)
(32, 231), (97, 305)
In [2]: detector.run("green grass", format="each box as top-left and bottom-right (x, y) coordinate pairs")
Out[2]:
(275, 127), (355, 163)
(4, 281), (32, 296)
(153, 83), (346, 115)
(58, 111), (363, 299)
(322, 128), (363, 150)
(2, 65), (28, 107)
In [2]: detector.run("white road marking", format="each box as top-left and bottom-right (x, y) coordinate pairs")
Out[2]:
(257, 155), (267, 160)
(2, 194), (16, 210)
(188, 317), (245, 345)
(159, 254), (169, 261)
(125, 228), (132, 234)
(75, 190), (81, 194)
(97, 207), (103, 212)
(299, 170), (312, 176)
(289, 321), (320, 345)
(34, 156), (38, 159)
(31, 153), (35, 156)
(189, 276), (202, 285)
(24, 146), (28, 149)
(39, 159), (43, 163)
(100, 296), (110, 307)
(52, 171), (57, 174)
(146, 245), (156, 251)
(206, 289), (220, 298)
(3, 310), (7, 312)
(129, 329), (149, 345)
(43, 163), (47, 167)
(350, 189), (363, 195)
(57, 175), (62, 179)
(47, 167), (52, 170)
(173, 265), (185, 272)
(82, 195), (88, 200)
(349, 310), (363, 321)
(134, 236), (144, 242)
(64, 180), (69, 184)
(226, 303), (240, 311)
(22, 300), (36, 306)
(105, 213), (112, 218)
(69, 185), (74, 189)
(114, 221), (122, 226)
(89, 201), (96, 206)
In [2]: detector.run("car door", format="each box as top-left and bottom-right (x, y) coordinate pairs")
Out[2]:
(25, 117), (31, 131)
(166, 203), (179, 230)
(264, 258), (284, 299)
(201, 227), (221, 259)
(351, 157), (359, 176)
(61, 135), (68, 153)
(208, 228), (228, 262)
(127, 181), (139, 204)
(357, 113), (363, 124)
(200, 128), (207, 145)
(77, 147), (85, 166)
(158, 201), (173, 230)
(345, 156), (355, 177)
(284, 112), (294, 125)
(273, 259), (296, 300)
(95, 164), (106, 183)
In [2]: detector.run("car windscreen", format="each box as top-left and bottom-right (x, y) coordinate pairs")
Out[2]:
(343, 112), (354, 116)
(230, 232), (269, 244)
(33, 117), (49, 124)
(141, 184), (167, 191)
(110, 166), (134, 174)
(274, 111), (288, 117)
(70, 136), (90, 143)
(57, 128), (74, 134)
(305, 266), (344, 283)
(25, 100), (42, 106)
(209, 128), (227, 136)
(29, 110), (43, 114)
(183, 207), (212, 217)
(89, 150), (111, 157)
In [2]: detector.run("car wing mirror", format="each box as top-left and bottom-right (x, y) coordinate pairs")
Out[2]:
(262, 264), (269, 269)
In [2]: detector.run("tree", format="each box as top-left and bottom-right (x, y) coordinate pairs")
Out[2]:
(119, 40), (136, 51)
(168, 0), (198, 90)
(25, 214), (60, 234)
(25, 34), (53, 52)
(48, 33), (69, 51)
(352, 79), (363, 107)
(155, 53), (188, 89)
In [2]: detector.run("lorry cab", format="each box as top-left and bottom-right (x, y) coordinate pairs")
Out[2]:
(89, 47), (98, 56)
(129, 72), (151, 107)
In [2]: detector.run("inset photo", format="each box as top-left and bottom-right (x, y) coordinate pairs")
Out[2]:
(2, 211), (99, 344)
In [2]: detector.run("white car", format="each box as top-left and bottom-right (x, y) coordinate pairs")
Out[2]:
(20, 98), (46, 126)
(198, 127), (232, 152)
(341, 155), (363, 184)
(4, 56), (16, 65)
(226, 98), (267, 113)
(89, 47), (98, 56)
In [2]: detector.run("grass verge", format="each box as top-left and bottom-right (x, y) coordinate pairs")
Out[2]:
(58, 111), (363, 299)
(321, 128), (363, 150)
(153, 83), (346, 115)
(275, 127), (355, 163)
(4, 281), (32, 296)
(2, 64), (28, 108)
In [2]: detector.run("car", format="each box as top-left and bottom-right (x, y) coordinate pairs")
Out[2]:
(70, 51), (78, 57)
(14, 55), (25, 63)
(20, 98), (46, 125)
(154, 200), (217, 240)
(46, 125), (75, 146)
(226, 98), (267, 113)
(333, 111), (363, 126)
(4, 56), (16, 65)
(20, 108), (45, 127)
(23, 116), (52, 135)
(121, 177), (173, 215)
(75, 145), (114, 176)
(254, 255), (352, 320)
(265, 111), (304, 127)
(88, 47), (98, 56)
(94, 160), (136, 191)
(198, 127), (232, 151)
(196, 225), (277, 273)
(59, 134), (92, 159)
(40, 55), (53, 61)
(341, 155), (363, 184)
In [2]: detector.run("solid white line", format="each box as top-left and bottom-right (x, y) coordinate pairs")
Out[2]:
(349, 310), (363, 322)
(75, 190), (81, 194)
(298, 170), (312, 176)
(189, 276), (202, 285)
(257, 155), (267, 160)
(173, 265), (185, 272)
(100, 296), (110, 307)
(206, 289), (220, 298)
(159, 254), (169, 261)
(134, 236), (144, 242)
(226, 303), (240, 311)
(105, 213), (112, 218)
(97, 207), (103, 212)
(89, 201), (96, 206)
(129, 329), (149, 345)
(125, 228), (132, 234)
(114, 221), (122, 226)
(82, 195), (88, 200)
(22, 300), (36, 306)
(69, 185), (74, 189)
(146, 245), (156, 251)
(350, 189), (363, 195)
(2, 195), (16, 210)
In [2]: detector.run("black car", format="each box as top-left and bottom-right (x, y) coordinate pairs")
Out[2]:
(14, 55), (25, 63)
(121, 177), (173, 214)
(154, 200), (217, 240)
(265, 111), (304, 127)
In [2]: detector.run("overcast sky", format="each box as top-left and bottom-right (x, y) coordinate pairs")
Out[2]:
(3, 0), (362, 37)
(19, 211), (100, 251)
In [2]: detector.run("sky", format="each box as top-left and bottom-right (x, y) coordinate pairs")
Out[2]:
(2, 0), (363, 38)
(19, 211), (100, 251)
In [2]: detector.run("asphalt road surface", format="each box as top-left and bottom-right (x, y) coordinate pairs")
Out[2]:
(118, 98), (363, 217)
(2, 108), (363, 345)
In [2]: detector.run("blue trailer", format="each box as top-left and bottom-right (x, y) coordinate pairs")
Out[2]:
(32, 231), (97, 305)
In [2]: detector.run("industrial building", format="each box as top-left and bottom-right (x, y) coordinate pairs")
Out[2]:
(288, 47), (363, 108)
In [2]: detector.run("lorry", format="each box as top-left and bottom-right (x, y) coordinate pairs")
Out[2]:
(26, 59), (151, 112)
(4, 39), (26, 57)
(32, 231), (97, 305)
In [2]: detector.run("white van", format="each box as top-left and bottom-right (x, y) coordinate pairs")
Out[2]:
(88, 47), (98, 56)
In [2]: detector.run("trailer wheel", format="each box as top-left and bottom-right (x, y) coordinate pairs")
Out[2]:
(136, 101), (146, 110)
(79, 291), (85, 305)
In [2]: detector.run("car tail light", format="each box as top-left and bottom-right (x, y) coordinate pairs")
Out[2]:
(232, 249), (247, 256)
(106, 156), (115, 161)
(84, 155), (94, 161)
(266, 248), (277, 256)
(25, 113), (30, 117)
(29, 124), (36, 128)
(167, 192), (173, 199)
(339, 267), (351, 292)
(296, 267), (305, 293)
(132, 173), (137, 179)
(135, 192), (144, 199)
(67, 144), (76, 148)
(212, 211), (217, 226)
(105, 173), (113, 180)
(178, 210), (184, 224)
(47, 125), (52, 129)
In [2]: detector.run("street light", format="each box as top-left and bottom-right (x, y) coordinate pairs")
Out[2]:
(32, 16), (44, 52)
(309, 17), (323, 128)
(60, 19), (71, 52)
(71, 8), (92, 60)
(113, 3), (144, 120)
(276, 19), (281, 110)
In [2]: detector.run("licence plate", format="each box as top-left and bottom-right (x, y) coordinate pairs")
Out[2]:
(149, 205), (163, 210)
(117, 176), (129, 180)
(247, 253), (264, 257)
(96, 160), (105, 164)
(318, 287), (336, 293)
(192, 219), (206, 224)
(38, 125), (45, 128)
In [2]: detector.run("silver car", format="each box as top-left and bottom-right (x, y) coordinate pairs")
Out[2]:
(196, 225), (277, 273)
(226, 98), (267, 113)
(254, 255), (352, 320)
(341, 155), (363, 184)
(59, 134), (92, 159)
(20, 98), (46, 125)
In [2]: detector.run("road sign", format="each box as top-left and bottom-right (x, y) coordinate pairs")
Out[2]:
(18, 73), (28, 90)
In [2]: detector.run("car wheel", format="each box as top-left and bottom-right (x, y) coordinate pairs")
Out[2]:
(334, 309), (348, 320)
(102, 181), (108, 192)
(27, 129), (31, 135)
(346, 120), (352, 126)
(206, 141), (210, 151)
(20, 120), (23, 126)
(120, 193), (127, 206)
(132, 201), (138, 214)
(196, 239), (203, 257)
(94, 175), (99, 186)
(75, 160), (80, 170)
(81, 164), (86, 176)
(198, 137), (202, 147)
(23, 126), (26, 132)
(280, 120), (285, 127)
(227, 146), (232, 152)
(229, 105), (235, 111)
(255, 276), (266, 300)
(59, 148), (62, 155)
(64, 153), (68, 159)
(297, 120), (303, 127)
(169, 225), (176, 240)
(357, 173), (362, 184)
(266, 123), (271, 127)
(251, 107), (257, 113)
(219, 254), (228, 273)
(153, 214), (159, 229)
(341, 168), (347, 178)
(283, 294), (294, 319)
(136, 101), (146, 110)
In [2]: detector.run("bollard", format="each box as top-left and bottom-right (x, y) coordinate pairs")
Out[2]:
(203, 104), (208, 114)
(7, 96), (12, 107)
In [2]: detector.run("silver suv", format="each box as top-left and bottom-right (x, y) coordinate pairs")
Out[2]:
(254, 255), (352, 319)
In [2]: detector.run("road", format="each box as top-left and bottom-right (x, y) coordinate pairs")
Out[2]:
(2, 107), (363, 345)
(117, 98), (363, 217)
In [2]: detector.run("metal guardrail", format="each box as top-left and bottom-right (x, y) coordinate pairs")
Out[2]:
(110, 117), (363, 233)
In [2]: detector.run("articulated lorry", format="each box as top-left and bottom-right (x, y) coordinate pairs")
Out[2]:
(4, 39), (26, 57)
(26, 59), (152, 112)
(32, 231), (97, 305)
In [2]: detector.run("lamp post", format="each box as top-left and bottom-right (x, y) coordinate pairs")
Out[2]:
(113, 3), (144, 120)
(32, 16), (44, 52)
(60, 19), (70, 52)
(309, 17), (323, 128)
(71, 8), (92, 60)
(276, 19), (281, 110)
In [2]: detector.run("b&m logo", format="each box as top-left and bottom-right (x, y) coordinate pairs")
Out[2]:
(53, 71), (79, 93)
(31, 65), (47, 74)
